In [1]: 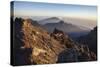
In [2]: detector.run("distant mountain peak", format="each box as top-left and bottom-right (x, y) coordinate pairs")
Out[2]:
(49, 17), (60, 20)
(39, 17), (62, 24)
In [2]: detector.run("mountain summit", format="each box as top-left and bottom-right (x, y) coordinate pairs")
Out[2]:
(39, 17), (62, 24)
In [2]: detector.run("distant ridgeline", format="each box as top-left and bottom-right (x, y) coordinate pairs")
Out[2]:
(39, 17), (91, 40)
(11, 17), (97, 66)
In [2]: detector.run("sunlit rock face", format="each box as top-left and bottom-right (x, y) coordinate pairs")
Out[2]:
(13, 18), (66, 65)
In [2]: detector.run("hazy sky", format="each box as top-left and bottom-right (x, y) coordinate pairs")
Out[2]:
(12, 1), (97, 29)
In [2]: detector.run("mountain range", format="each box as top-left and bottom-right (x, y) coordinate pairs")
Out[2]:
(11, 17), (97, 66)
(39, 17), (90, 32)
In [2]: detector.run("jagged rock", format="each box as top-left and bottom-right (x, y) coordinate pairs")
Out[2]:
(51, 28), (73, 48)
(51, 28), (97, 62)
(13, 18), (66, 65)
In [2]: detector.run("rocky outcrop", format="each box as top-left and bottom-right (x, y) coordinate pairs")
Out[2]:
(13, 18), (66, 65)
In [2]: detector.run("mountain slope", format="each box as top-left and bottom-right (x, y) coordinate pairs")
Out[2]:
(13, 17), (66, 65)
(78, 26), (97, 54)
(50, 28), (97, 62)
